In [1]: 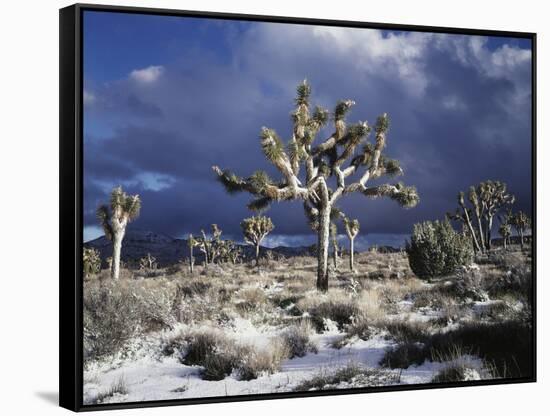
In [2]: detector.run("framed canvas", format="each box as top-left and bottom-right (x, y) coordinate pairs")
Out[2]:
(59, 3), (536, 411)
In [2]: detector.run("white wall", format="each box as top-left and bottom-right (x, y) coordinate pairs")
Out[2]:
(0, 0), (547, 414)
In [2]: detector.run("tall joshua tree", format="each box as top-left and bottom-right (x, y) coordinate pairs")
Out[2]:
(343, 217), (360, 271)
(498, 223), (512, 250)
(330, 222), (339, 270)
(477, 180), (515, 250)
(450, 191), (482, 253)
(241, 215), (274, 265)
(213, 81), (419, 291)
(96, 186), (141, 280)
(512, 211), (531, 249)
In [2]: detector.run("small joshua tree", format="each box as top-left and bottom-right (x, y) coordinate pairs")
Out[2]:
(511, 211), (531, 249)
(139, 253), (157, 270)
(240, 215), (274, 265)
(343, 217), (360, 271)
(187, 234), (199, 274)
(213, 81), (418, 291)
(498, 223), (512, 250)
(448, 191), (482, 254)
(83, 247), (101, 279)
(451, 181), (514, 252)
(197, 224), (223, 265)
(96, 186), (141, 280)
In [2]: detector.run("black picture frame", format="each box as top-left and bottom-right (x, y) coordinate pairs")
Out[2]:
(60, 3), (537, 412)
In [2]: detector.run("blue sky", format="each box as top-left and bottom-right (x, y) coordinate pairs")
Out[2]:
(83, 10), (532, 247)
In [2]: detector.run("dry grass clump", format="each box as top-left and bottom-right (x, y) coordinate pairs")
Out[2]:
(161, 328), (289, 381)
(302, 292), (361, 332)
(280, 320), (318, 358)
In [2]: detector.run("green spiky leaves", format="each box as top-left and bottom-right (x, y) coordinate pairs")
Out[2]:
(213, 167), (247, 194)
(375, 113), (390, 134)
(311, 106), (329, 129)
(295, 80), (311, 106)
(334, 100), (355, 121)
(363, 182), (419, 208)
(96, 205), (113, 241)
(260, 127), (285, 163)
(342, 122), (371, 147)
(383, 158), (402, 177)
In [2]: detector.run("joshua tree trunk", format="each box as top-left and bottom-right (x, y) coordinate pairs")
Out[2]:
(317, 205), (330, 292)
(332, 243), (338, 269)
(462, 209), (481, 253)
(519, 230), (524, 249)
(486, 216), (494, 250)
(111, 231), (124, 280)
(503, 237), (507, 250)
(255, 242), (260, 266)
(475, 214), (485, 252)
(189, 245), (194, 274)
(349, 237), (355, 271)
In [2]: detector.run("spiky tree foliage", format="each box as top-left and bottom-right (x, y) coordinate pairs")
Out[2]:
(406, 220), (473, 279)
(498, 223), (512, 250)
(83, 247), (101, 280)
(511, 211), (531, 249)
(343, 217), (360, 271)
(240, 215), (274, 265)
(96, 186), (141, 280)
(139, 253), (157, 270)
(213, 81), (419, 291)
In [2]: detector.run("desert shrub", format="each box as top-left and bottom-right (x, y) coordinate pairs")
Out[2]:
(180, 330), (227, 366)
(83, 247), (101, 279)
(201, 349), (242, 381)
(236, 340), (289, 381)
(345, 314), (379, 341)
(83, 283), (137, 361)
(380, 341), (427, 368)
(83, 280), (177, 362)
(176, 281), (212, 299)
(384, 320), (432, 343)
(281, 321), (318, 358)
(452, 265), (489, 302)
(406, 220), (473, 279)
(235, 287), (267, 313)
(487, 265), (532, 305)
(308, 299), (361, 332)
(381, 320), (532, 377)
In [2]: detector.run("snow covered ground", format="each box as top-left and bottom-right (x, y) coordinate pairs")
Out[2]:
(83, 316), (486, 404)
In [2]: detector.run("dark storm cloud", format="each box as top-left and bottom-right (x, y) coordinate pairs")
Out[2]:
(83, 22), (532, 242)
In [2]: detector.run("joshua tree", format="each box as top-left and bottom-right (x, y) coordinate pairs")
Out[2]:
(448, 192), (482, 253)
(83, 247), (101, 279)
(498, 223), (512, 250)
(240, 215), (274, 265)
(187, 234), (198, 274)
(197, 224), (223, 265)
(512, 210), (531, 249)
(343, 217), (360, 271)
(477, 180), (515, 250)
(213, 81), (418, 291)
(96, 186), (141, 280)
(453, 181), (514, 252)
(139, 253), (157, 270)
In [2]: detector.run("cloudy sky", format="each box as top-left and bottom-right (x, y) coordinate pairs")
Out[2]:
(82, 11), (532, 248)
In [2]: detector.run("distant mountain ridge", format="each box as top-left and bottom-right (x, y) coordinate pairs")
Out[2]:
(84, 230), (316, 267)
